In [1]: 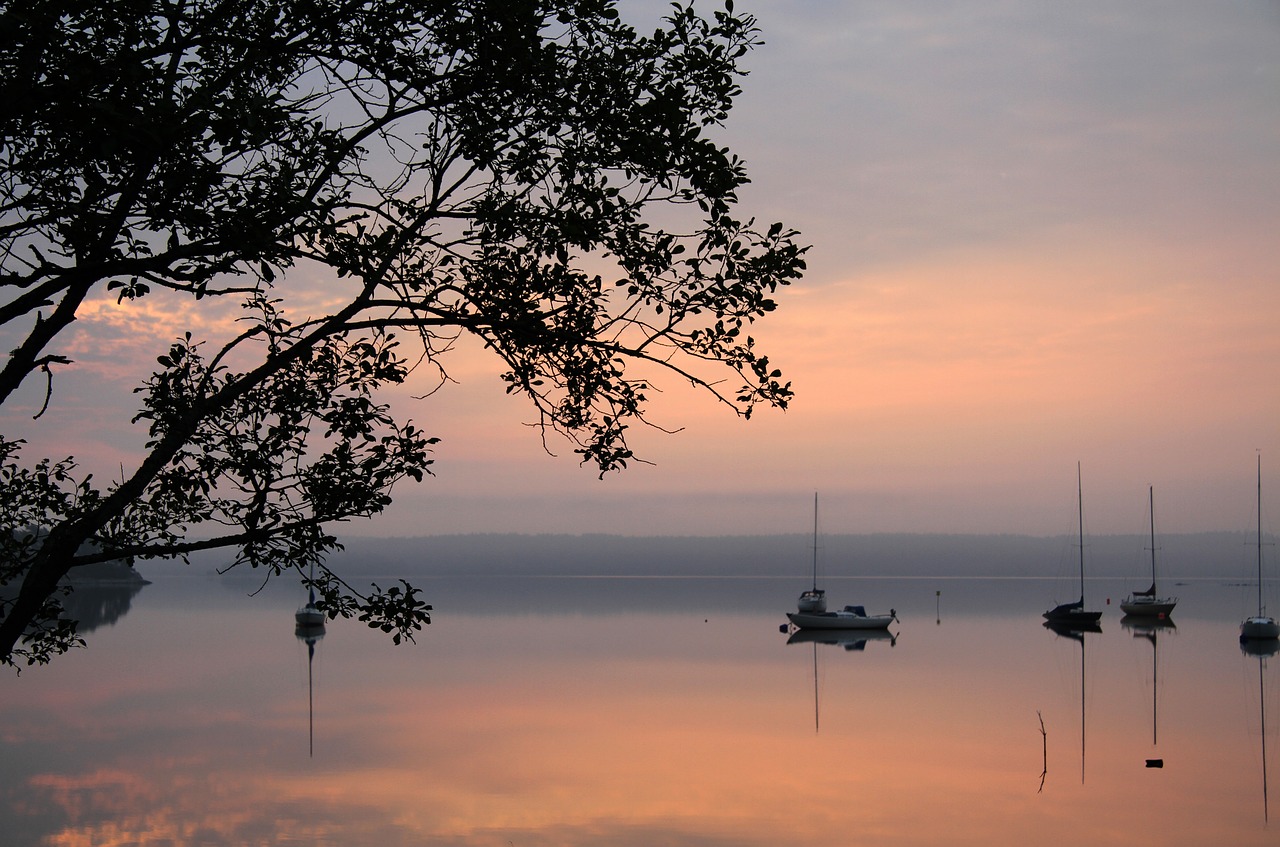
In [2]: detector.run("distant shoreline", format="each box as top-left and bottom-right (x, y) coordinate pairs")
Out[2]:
(267, 530), (1264, 581)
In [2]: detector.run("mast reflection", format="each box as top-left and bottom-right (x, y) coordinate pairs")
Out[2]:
(1044, 620), (1100, 786)
(783, 626), (895, 733)
(1122, 614), (1175, 767)
(1241, 637), (1279, 822)
(295, 620), (325, 758)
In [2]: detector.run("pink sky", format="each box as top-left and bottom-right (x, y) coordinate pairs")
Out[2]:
(4, 0), (1279, 537)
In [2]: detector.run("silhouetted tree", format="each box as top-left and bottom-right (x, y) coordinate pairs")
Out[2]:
(0, 0), (805, 667)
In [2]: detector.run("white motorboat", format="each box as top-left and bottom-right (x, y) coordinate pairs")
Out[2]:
(295, 598), (325, 627)
(786, 495), (895, 631)
(787, 604), (896, 631)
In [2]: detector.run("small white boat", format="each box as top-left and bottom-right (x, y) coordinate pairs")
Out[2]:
(787, 605), (897, 631)
(1120, 486), (1177, 618)
(295, 600), (325, 627)
(1241, 457), (1280, 642)
(786, 494), (895, 631)
(1241, 615), (1280, 640)
(1122, 591), (1177, 619)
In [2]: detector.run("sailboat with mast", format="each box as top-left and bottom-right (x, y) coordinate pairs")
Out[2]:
(787, 494), (896, 631)
(1120, 486), (1177, 617)
(295, 559), (326, 628)
(796, 492), (826, 613)
(1240, 456), (1279, 642)
(1043, 462), (1103, 627)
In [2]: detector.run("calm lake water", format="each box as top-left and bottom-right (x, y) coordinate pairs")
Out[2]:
(2, 569), (1279, 846)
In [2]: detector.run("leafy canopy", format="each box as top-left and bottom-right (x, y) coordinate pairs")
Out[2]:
(0, 0), (806, 668)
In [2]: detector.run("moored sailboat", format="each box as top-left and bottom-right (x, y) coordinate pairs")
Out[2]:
(295, 590), (325, 627)
(796, 492), (826, 613)
(295, 560), (326, 628)
(1120, 486), (1177, 617)
(1241, 456), (1280, 642)
(786, 494), (896, 631)
(788, 604), (897, 631)
(1043, 463), (1103, 627)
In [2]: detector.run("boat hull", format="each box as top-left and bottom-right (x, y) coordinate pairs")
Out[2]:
(1241, 616), (1280, 640)
(787, 610), (895, 631)
(295, 605), (325, 627)
(1119, 597), (1176, 617)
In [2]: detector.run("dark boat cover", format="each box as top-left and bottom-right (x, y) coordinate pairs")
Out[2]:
(1045, 598), (1084, 617)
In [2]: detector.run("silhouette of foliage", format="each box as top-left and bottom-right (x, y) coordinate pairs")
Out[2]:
(0, 0), (806, 668)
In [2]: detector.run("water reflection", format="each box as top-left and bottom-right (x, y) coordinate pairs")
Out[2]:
(1043, 619), (1100, 787)
(1241, 637), (1279, 822)
(785, 628), (897, 651)
(6, 575), (1280, 846)
(1122, 614), (1175, 768)
(295, 621), (325, 758)
(59, 580), (147, 634)
(784, 626), (896, 733)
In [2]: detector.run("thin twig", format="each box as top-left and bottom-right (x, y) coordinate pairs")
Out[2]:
(1038, 710), (1047, 793)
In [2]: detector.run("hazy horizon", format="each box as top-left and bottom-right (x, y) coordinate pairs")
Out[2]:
(170, 529), (1280, 585)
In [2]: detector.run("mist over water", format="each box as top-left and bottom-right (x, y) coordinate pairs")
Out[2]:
(325, 531), (1264, 578)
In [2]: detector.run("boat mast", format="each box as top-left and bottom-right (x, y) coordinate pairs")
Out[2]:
(1077, 462), (1085, 605)
(1149, 485), (1157, 592)
(1259, 456), (1265, 618)
(811, 491), (819, 592)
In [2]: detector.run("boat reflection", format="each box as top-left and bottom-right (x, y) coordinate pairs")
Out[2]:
(1122, 615), (1175, 768)
(1120, 615), (1176, 633)
(1043, 620), (1101, 640)
(1043, 619), (1099, 786)
(296, 621), (325, 758)
(1241, 636), (1280, 659)
(785, 628), (897, 651)
(1240, 636), (1278, 821)
(785, 625), (895, 733)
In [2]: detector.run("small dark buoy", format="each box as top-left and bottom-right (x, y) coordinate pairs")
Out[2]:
(1145, 759), (1164, 768)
